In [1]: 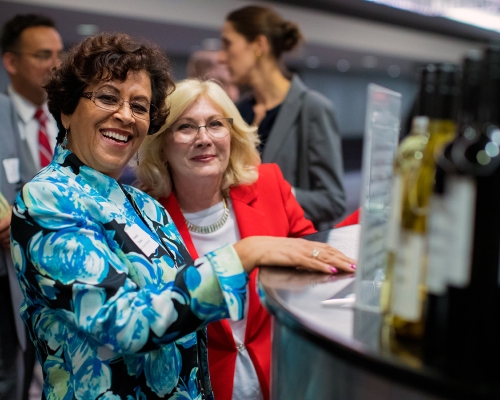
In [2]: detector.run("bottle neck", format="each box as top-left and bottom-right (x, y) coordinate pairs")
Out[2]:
(428, 119), (456, 138)
(426, 119), (456, 169)
(409, 116), (429, 136)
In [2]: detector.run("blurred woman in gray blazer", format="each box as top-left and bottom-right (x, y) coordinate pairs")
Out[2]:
(220, 5), (346, 229)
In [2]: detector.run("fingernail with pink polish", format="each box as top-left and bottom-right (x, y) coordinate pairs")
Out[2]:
(350, 264), (356, 270)
(330, 267), (338, 274)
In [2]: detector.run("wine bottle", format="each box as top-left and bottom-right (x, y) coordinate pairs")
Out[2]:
(391, 64), (460, 339)
(380, 64), (435, 315)
(423, 53), (481, 367)
(443, 46), (500, 383)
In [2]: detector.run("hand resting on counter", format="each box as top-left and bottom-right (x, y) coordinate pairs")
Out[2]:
(234, 236), (357, 275)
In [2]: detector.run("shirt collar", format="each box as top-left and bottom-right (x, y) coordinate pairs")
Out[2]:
(53, 144), (120, 193)
(8, 85), (50, 123)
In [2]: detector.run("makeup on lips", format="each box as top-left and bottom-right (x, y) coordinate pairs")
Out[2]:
(191, 154), (216, 162)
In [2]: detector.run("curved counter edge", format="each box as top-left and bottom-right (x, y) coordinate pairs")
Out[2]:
(258, 226), (500, 400)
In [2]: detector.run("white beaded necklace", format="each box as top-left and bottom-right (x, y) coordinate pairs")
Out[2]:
(185, 198), (229, 234)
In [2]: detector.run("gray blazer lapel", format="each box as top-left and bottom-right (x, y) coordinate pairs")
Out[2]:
(0, 94), (20, 202)
(262, 75), (308, 163)
(10, 98), (38, 181)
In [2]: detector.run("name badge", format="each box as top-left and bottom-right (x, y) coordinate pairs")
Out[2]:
(2, 158), (20, 184)
(125, 224), (159, 257)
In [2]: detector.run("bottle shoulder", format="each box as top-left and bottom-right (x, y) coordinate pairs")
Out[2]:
(394, 134), (429, 171)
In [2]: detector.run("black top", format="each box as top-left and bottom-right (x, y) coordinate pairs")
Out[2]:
(237, 95), (281, 153)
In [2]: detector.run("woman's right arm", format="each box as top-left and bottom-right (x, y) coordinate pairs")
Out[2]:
(10, 180), (247, 355)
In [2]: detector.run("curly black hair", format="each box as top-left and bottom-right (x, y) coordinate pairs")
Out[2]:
(45, 32), (174, 142)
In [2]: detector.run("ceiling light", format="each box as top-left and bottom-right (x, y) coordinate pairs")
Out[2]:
(362, 55), (378, 68)
(337, 59), (350, 72)
(365, 0), (500, 33)
(306, 56), (320, 68)
(366, 0), (500, 15)
(443, 8), (500, 33)
(366, 0), (441, 15)
(76, 24), (99, 36)
(388, 65), (401, 78)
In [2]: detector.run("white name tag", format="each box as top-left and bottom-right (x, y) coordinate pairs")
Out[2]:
(2, 158), (20, 184)
(124, 224), (159, 257)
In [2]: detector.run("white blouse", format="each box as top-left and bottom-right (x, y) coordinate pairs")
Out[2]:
(183, 199), (264, 400)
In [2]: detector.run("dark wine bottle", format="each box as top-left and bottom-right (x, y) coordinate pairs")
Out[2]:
(443, 46), (500, 383)
(423, 52), (481, 368)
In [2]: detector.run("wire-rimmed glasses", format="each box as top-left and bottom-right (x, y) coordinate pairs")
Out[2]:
(81, 89), (157, 121)
(170, 118), (233, 143)
(13, 49), (67, 64)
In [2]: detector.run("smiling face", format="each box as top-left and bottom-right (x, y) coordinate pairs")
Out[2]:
(164, 96), (231, 190)
(220, 21), (259, 86)
(61, 70), (152, 179)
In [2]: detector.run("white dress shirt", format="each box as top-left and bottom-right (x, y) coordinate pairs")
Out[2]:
(184, 199), (264, 400)
(8, 86), (58, 170)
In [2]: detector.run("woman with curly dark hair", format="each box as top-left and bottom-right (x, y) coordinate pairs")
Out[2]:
(9, 32), (354, 399)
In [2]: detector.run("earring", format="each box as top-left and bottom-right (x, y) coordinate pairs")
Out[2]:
(62, 129), (68, 148)
(136, 151), (139, 166)
(255, 50), (262, 58)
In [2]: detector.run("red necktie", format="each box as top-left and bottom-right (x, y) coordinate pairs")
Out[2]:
(34, 108), (53, 168)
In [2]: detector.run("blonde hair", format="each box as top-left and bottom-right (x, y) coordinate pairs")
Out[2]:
(136, 79), (260, 199)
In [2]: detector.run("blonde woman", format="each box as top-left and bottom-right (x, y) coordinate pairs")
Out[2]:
(137, 79), (356, 400)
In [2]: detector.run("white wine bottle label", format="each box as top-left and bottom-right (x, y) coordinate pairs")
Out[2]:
(392, 231), (425, 321)
(427, 195), (449, 295)
(447, 176), (476, 287)
(386, 174), (403, 251)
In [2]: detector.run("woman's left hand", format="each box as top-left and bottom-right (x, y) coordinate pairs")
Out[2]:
(233, 236), (357, 275)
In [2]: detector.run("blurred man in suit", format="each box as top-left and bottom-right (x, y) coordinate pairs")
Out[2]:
(1, 14), (62, 173)
(0, 13), (63, 399)
(187, 49), (240, 102)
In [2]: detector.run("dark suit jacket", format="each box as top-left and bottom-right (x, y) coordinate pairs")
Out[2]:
(0, 93), (28, 351)
(160, 163), (316, 400)
(246, 75), (346, 228)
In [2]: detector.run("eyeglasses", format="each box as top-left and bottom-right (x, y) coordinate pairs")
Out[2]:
(170, 118), (233, 143)
(81, 89), (157, 121)
(13, 50), (67, 63)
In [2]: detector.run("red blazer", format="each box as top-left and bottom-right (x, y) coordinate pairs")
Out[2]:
(159, 163), (315, 400)
(334, 208), (360, 228)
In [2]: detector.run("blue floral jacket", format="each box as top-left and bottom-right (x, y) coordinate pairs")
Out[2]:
(10, 145), (248, 399)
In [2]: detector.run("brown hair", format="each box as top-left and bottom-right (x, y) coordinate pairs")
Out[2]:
(45, 32), (174, 142)
(226, 5), (303, 60)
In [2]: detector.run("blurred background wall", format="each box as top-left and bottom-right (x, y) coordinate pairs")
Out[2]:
(1, 0), (497, 213)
